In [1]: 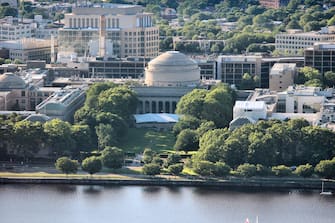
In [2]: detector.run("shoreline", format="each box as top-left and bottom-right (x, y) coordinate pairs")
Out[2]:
(1, 177), (334, 191)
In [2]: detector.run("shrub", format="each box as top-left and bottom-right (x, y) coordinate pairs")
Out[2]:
(152, 156), (163, 166)
(193, 160), (216, 176)
(168, 163), (184, 175)
(294, 164), (314, 178)
(55, 157), (79, 174)
(236, 163), (257, 177)
(213, 162), (231, 177)
(82, 156), (102, 175)
(272, 165), (292, 177)
(256, 164), (272, 176)
(142, 163), (161, 176)
(142, 148), (154, 164)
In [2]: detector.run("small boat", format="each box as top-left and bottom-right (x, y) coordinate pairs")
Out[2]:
(320, 180), (333, 195)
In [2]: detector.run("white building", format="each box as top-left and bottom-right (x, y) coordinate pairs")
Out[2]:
(233, 101), (267, 121)
(275, 28), (335, 56)
(0, 17), (34, 41)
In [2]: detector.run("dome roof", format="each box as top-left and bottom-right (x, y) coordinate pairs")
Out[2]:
(145, 51), (200, 87)
(148, 51), (197, 67)
(0, 73), (26, 90)
(24, 114), (51, 123)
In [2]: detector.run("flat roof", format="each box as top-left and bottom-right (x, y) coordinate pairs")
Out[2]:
(234, 101), (266, 110)
(134, 113), (180, 124)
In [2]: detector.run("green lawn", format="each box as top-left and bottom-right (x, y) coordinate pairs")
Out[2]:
(119, 128), (176, 154)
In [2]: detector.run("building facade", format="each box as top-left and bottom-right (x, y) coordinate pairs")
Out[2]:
(305, 42), (335, 75)
(275, 29), (335, 56)
(58, 3), (159, 59)
(269, 63), (296, 92)
(0, 17), (34, 41)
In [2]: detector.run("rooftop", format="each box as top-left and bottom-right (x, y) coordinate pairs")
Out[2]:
(134, 113), (180, 124)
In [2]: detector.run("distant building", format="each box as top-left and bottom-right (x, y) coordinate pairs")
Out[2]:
(217, 55), (302, 88)
(0, 0), (17, 7)
(269, 63), (296, 92)
(0, 17), (34, 41)
(58, 3), (159, 59)
(275, 28), (335, 56)
(259, 0), (290, 9)
(305, 42), (335, 75)
(36, 85), (86, 122)
(0, 38), (58, 63)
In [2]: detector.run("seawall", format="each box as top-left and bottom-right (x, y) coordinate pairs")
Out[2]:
(1, 177), (334, 191)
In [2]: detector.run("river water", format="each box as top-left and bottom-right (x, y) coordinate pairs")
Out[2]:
(0, 184), (334, 223)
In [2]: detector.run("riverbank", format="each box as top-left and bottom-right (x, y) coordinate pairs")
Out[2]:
(1, 176), (334, 191)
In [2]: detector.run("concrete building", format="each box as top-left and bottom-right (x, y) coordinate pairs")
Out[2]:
(233, 101), (267, 121)
(275, 28), (335, 56)
(259, 0), (290, 9)
(269, 63), (296, 92)
(0, 38), (57, 63)
(58, 3), (159, 59)
(217, 55), (303, 88)
(305, 42), (335, 75)
(0, 17), (34, 41)
(36, 85), (86, 122)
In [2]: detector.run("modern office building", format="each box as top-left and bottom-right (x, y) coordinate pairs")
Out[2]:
(217, 55), (303, 88)
(36, 85), (86, 122)
(275, 28), (335, 56)
(305, 42), (335, 75)
(269, 63), (296, 92)
(259, 0), (290, 9)
(58, 3), (159, 59)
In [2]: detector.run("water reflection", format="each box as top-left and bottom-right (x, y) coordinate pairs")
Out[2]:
(55, 185), (77, 194)
(83, 185), (103, 194)
(142, 186), (161, 193)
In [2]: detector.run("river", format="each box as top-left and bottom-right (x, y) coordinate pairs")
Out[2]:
(0, 184), (334, 223)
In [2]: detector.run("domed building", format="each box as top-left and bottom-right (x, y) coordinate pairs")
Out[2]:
(0, 72), (26, 90)
(134, 51), (201, 114)
(145, 51), (200, 87)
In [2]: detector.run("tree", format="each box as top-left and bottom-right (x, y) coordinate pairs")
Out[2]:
(172, 115), (201, 136)
(235, 163), (257, 177)
(152, 156), (163, 166)
(193, 160), (216, 176)
(168, 163), (184, 176)
(164, 153), (181, 168)
(175, 89), (207, 119)
(324, 71), (335, 87)
(55, 157), (79, 174)
(174, 129), (198, 153)
(82, 156), (102, 175)
(95, 123), (117, 149)
(71, 124), (92, 152)
(143, 148), (155, 164)
(294, 164), (314, 177)
(315, 158), (335, 178)
(100, 147), (124, 169)
(142, 163), (161, 176)
(299, 66), (321, 81)
(43, 119), (75, 156)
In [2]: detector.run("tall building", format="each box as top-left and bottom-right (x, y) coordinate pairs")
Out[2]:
(275, 29), (335, 56)
(259, 0), (290, 9)
(269, 63), (296, 92)
(305, 42), (335, 75)
(58, 3), (159, 60)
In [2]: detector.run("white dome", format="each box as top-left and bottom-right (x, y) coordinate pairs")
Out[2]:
(0, 73), (26, 90)
(145, 51), (200, 87)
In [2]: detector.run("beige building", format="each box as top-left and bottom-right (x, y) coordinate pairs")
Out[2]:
(269, 63), (296, 92)
(0, 38), (57, 63)
(259, 0), (289, 9)
(275, 28), (335, 56)
(58, 3), (159, 59)
(0, 17), (34, 41)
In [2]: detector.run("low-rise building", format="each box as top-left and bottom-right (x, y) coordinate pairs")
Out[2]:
(275, 28), (335, 56)
(259, 0), (290, 9)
